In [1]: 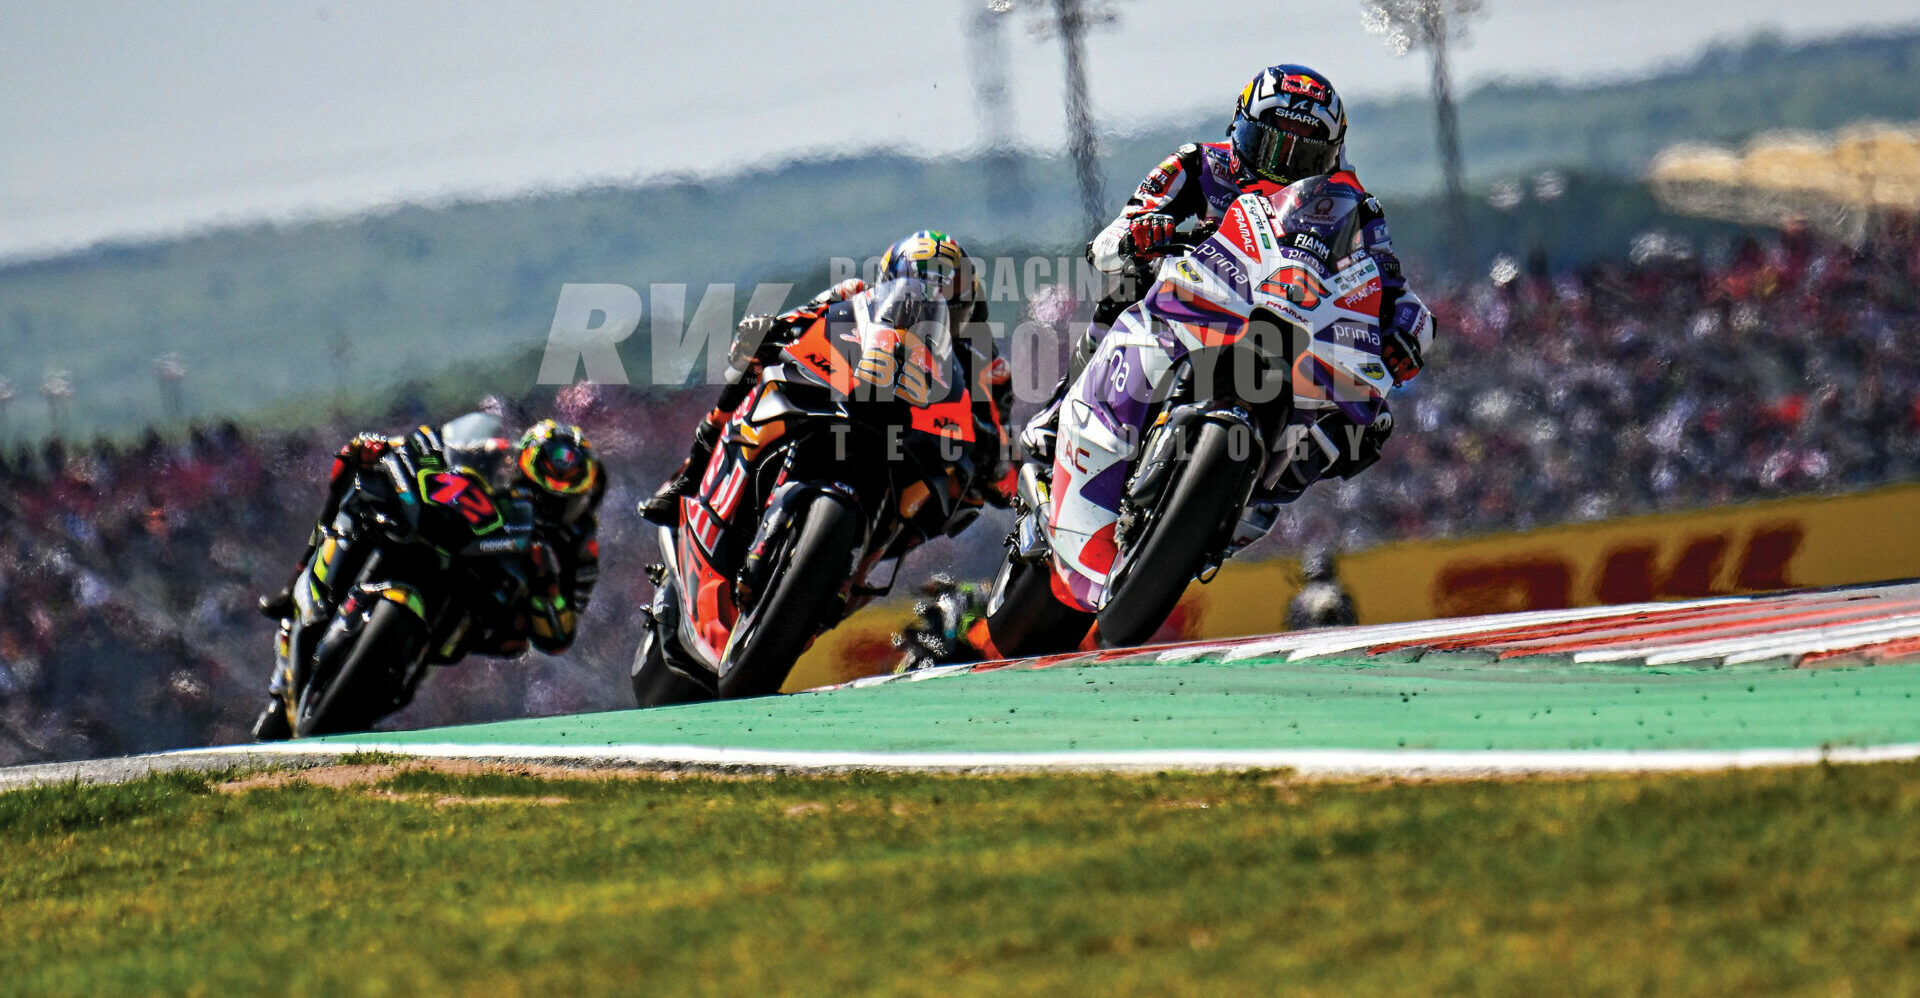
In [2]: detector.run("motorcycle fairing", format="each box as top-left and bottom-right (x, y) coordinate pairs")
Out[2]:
(1040, 188), (1395, 611)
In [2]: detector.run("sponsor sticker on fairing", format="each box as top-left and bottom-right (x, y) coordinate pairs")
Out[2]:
(1328, 257), (1381, 295)
(1328, 321), (1380, 347)
(1336, 277), (1382, 313)
(1240, 194), (1280, 256)
(1191, 240), (1250, 292)
(1217, 205), (1262, 258)
(1295, 195), (1345, 227)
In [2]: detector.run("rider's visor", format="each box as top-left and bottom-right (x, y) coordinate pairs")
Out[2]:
(1233, 115), (1338, 185)
(864, 277), (952, 335)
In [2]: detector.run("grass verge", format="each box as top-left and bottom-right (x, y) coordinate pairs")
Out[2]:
(6, 761), (1920, 995)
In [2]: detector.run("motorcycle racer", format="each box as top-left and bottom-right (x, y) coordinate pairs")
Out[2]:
(252, 415), (603, 738)
(639, 230), (1015, 524)
(1024, 64), (1436, 488)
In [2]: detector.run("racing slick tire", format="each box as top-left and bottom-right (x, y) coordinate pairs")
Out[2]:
(1096, 420), (1250, 648)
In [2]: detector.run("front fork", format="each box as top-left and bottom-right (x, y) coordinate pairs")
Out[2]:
(1009, 463), (1054, 564)
(1119, 401), (1266, 568)
(268, 527), (358, 704)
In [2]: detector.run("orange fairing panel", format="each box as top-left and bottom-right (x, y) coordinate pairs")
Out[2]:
(680, 531), (737, 662)
(783, 318), (859, 396)
(910, 387), (975, 442)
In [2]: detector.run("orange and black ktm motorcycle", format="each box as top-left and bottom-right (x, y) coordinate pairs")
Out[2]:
(632, 278), (1003, 706)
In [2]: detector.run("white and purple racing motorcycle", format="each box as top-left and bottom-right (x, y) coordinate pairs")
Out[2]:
(984, 180), (1402, 655)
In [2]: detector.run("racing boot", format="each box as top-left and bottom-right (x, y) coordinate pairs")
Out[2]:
(252, 697), (292, 741)
(257, 541), (316, 620)
(638, 419), (721, 525)
(257, 586), (296, 620)
(1018, 376), (1070, 468)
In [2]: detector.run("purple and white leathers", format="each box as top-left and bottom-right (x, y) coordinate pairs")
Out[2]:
(986, 177), (1426, 653)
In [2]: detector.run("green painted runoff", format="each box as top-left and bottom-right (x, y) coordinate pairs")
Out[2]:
(330, 657), (1920, 754)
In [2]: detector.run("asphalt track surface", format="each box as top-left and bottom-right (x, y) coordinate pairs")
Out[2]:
(8, 582), (1920, 790)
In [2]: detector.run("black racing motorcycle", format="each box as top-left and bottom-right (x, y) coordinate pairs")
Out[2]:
(262, 413), (540, 737)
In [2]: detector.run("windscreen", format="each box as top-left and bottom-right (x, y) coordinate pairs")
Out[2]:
(850, 277), (957, 401)
(438, 411), (512, 478)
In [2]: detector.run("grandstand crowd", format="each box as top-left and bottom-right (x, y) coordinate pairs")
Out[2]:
(4, 214), (1918, 764)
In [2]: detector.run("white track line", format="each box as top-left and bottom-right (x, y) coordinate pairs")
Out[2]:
(1266, 599), (1749, 662)
(132, 738), (1920, 777)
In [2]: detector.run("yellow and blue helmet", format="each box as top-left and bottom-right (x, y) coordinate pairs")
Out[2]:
(878, 230), (982, 307)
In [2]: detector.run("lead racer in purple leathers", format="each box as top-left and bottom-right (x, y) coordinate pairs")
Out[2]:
(1022, 64), (1435, 489)
(978, 64), (1439, 655)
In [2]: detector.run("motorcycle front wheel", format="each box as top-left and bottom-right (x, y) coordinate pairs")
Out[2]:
(295, 596), (427, 737)
(1096, 419), (1252, 648)
(715, 491), (861, 699)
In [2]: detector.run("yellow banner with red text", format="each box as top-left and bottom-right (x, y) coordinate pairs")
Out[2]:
(785, 483), (1920, 690)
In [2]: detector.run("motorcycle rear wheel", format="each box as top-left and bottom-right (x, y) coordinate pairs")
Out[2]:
(981, 553), (1096, 658)
(1096, 420), (1250, 648)
(715, 492), (860, 699)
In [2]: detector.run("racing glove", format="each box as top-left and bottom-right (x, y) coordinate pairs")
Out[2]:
(1382, 293), (1436, 384)
(526, 540), (577, 653)
(1124, 213), (1178, 256)
(811, 277), (867, 306)
(728, 314), (779, 373)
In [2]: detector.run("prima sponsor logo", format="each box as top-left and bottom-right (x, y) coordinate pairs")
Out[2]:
(1329, 321), (1380, 347)
(1191, 241), (1248, 288)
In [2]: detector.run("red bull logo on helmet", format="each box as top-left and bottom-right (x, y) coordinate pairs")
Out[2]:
(1279, 72), (1329, 101)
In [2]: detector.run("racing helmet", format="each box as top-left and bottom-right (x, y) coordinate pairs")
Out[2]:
(878, 230), (983, 309)
(516, 419), (600, 523)
(1229, 65), (1347, 185)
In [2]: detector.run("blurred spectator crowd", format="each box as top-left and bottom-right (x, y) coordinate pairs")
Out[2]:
(1267, 213), (1920, 556)
(0, 396), (712, 765)
(3, 214), (1918, 764)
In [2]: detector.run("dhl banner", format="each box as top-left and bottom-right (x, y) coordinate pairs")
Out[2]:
(784, 483), (1920, 690)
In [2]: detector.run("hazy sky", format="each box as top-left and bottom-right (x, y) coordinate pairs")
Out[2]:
(3, 0), (1916, 260)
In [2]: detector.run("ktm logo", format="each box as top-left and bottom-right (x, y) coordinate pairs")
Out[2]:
(1258, 265), (1327, 308)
